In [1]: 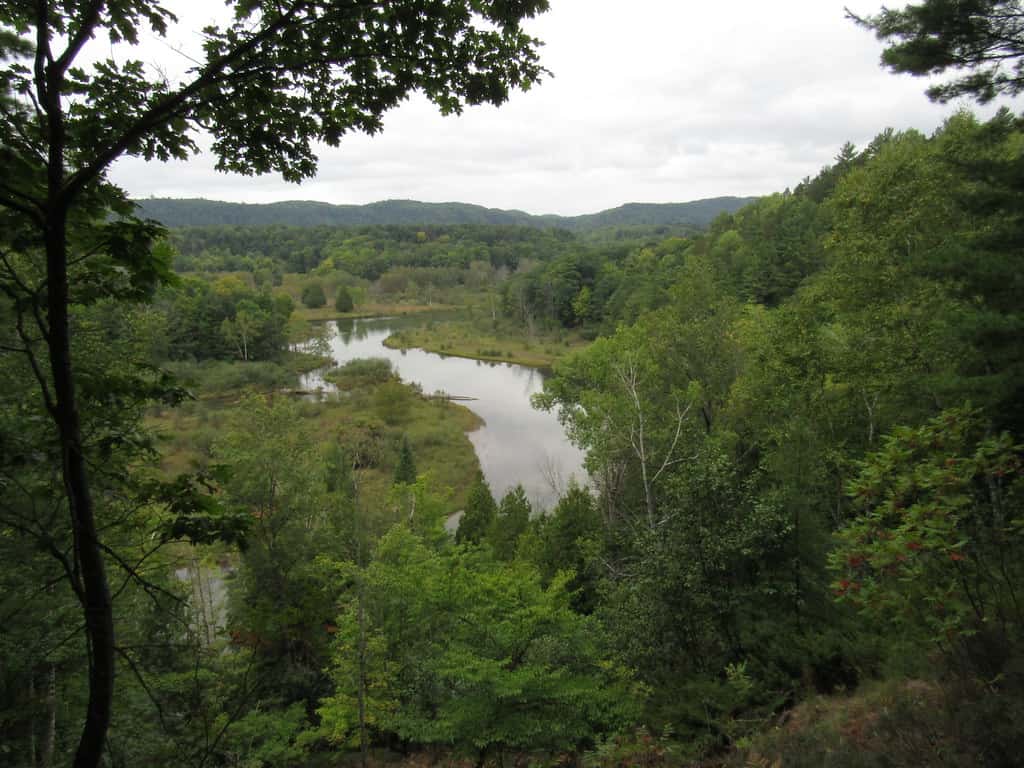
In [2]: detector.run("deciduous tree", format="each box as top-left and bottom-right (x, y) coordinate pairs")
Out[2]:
(0, 3), (549, 764)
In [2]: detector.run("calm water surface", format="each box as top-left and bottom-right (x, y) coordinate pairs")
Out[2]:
(300, 317), (587, 511)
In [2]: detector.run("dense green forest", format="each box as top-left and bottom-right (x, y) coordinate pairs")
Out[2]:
(3, 1), (1024, 767)
(136, 197), (756, 230)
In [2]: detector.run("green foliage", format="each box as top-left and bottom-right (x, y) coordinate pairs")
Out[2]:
(374, 380), (414, 425)
(156, 274), (293, 362)
(323, 357), (396, 391)
(386, 475), (451, 543)
(531, 111), (1024, 754)
(393, 436), (418, 485)
(529, 482), (603, 612)
(0, 296), (244, 768)
(490, 485), (532, 560)
(456, 474), (498, 545)
(163, 359), (297, 394)
(214, 396), (349, 703)
(6, 0), (1024, 758)
(1, 0), (554, 763)
(831, 409), (1024, 658)
(139, 198), (754, 231)
(319, 526), (641, 760)
(167, 224), (577, 275)
(697, 192), (826, 305)
(217, 703), (312, 768)
(334, 284), (354, 312)
(301, 281), (327, 309)
(146, 470), (251, 549)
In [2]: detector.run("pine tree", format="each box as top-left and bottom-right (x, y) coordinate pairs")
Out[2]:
(850, 1), (1024, 102)
(490, 485), (532, 560)
(302, 282), (327, 308)
(456, 474), (497, 545)
(393, 437), (417, 485)
(335, 285), (355, 313)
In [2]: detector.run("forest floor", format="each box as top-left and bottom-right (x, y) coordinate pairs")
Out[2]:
(383, 319), (590, 368)
(720, 676), (1004, 768)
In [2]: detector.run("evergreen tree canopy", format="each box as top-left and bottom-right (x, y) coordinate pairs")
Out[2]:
(393, 436), (418, 485)
(490, 485), (532, 560)
(456, 474), (498, 545)
(301, 281), (327, 308)
(334, 284), (354, 313)
(851, 0), (1024, 102)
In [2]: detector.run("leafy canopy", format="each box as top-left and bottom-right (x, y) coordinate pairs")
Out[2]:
(0, 0), (550, 197)
(319, 525), (640, 760)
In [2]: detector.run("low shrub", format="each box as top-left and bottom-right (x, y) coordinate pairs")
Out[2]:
(324, 358), (396, 390)
(164, 360), (294, 394)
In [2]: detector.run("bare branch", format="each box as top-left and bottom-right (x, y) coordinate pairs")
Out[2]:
(99, 541), (184, 609)
(652, 398), (693, 484)
(114, 645), (173, 734)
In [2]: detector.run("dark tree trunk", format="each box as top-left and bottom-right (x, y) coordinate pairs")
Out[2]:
(357, 589), (368, 768)
(38, 26), (117, 759)
(42, 663), (56, 768)
(29, 673), (37, 768)
(45, 208), (115, 768)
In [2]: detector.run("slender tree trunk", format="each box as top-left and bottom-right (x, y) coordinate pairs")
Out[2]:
(46, 206), (115, 768)
(352, 468), (369, 768)
(42, 664), (56, 768)
(29, 673), (37, 768)
(37, 27), (115, 761)
(640, 462), (655, 530)
(357, 586), (368, 768)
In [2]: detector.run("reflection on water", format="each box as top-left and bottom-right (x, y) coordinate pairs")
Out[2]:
(300, 317), (587, 511)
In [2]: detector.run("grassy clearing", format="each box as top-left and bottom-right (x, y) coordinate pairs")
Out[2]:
(148, 372), (482, 518)
(277, 272), (452, 322)
(383, 320), (590, 368)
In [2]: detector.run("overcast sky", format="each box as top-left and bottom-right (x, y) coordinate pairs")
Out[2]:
(107, 0), (1014, 216)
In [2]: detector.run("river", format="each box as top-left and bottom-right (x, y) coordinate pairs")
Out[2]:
(299, 316), (586, 511)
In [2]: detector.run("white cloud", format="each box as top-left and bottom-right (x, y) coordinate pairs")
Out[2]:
(108, 0), (1017, 215)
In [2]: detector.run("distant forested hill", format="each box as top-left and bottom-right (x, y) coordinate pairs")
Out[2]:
(133, 196), (757, 230)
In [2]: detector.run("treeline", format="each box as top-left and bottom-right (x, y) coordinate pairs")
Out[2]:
(498, 167), (830, 333)
(153, 275), (294, 362)
(170, 224), (578, 277)
(137, 195), (756, 229)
